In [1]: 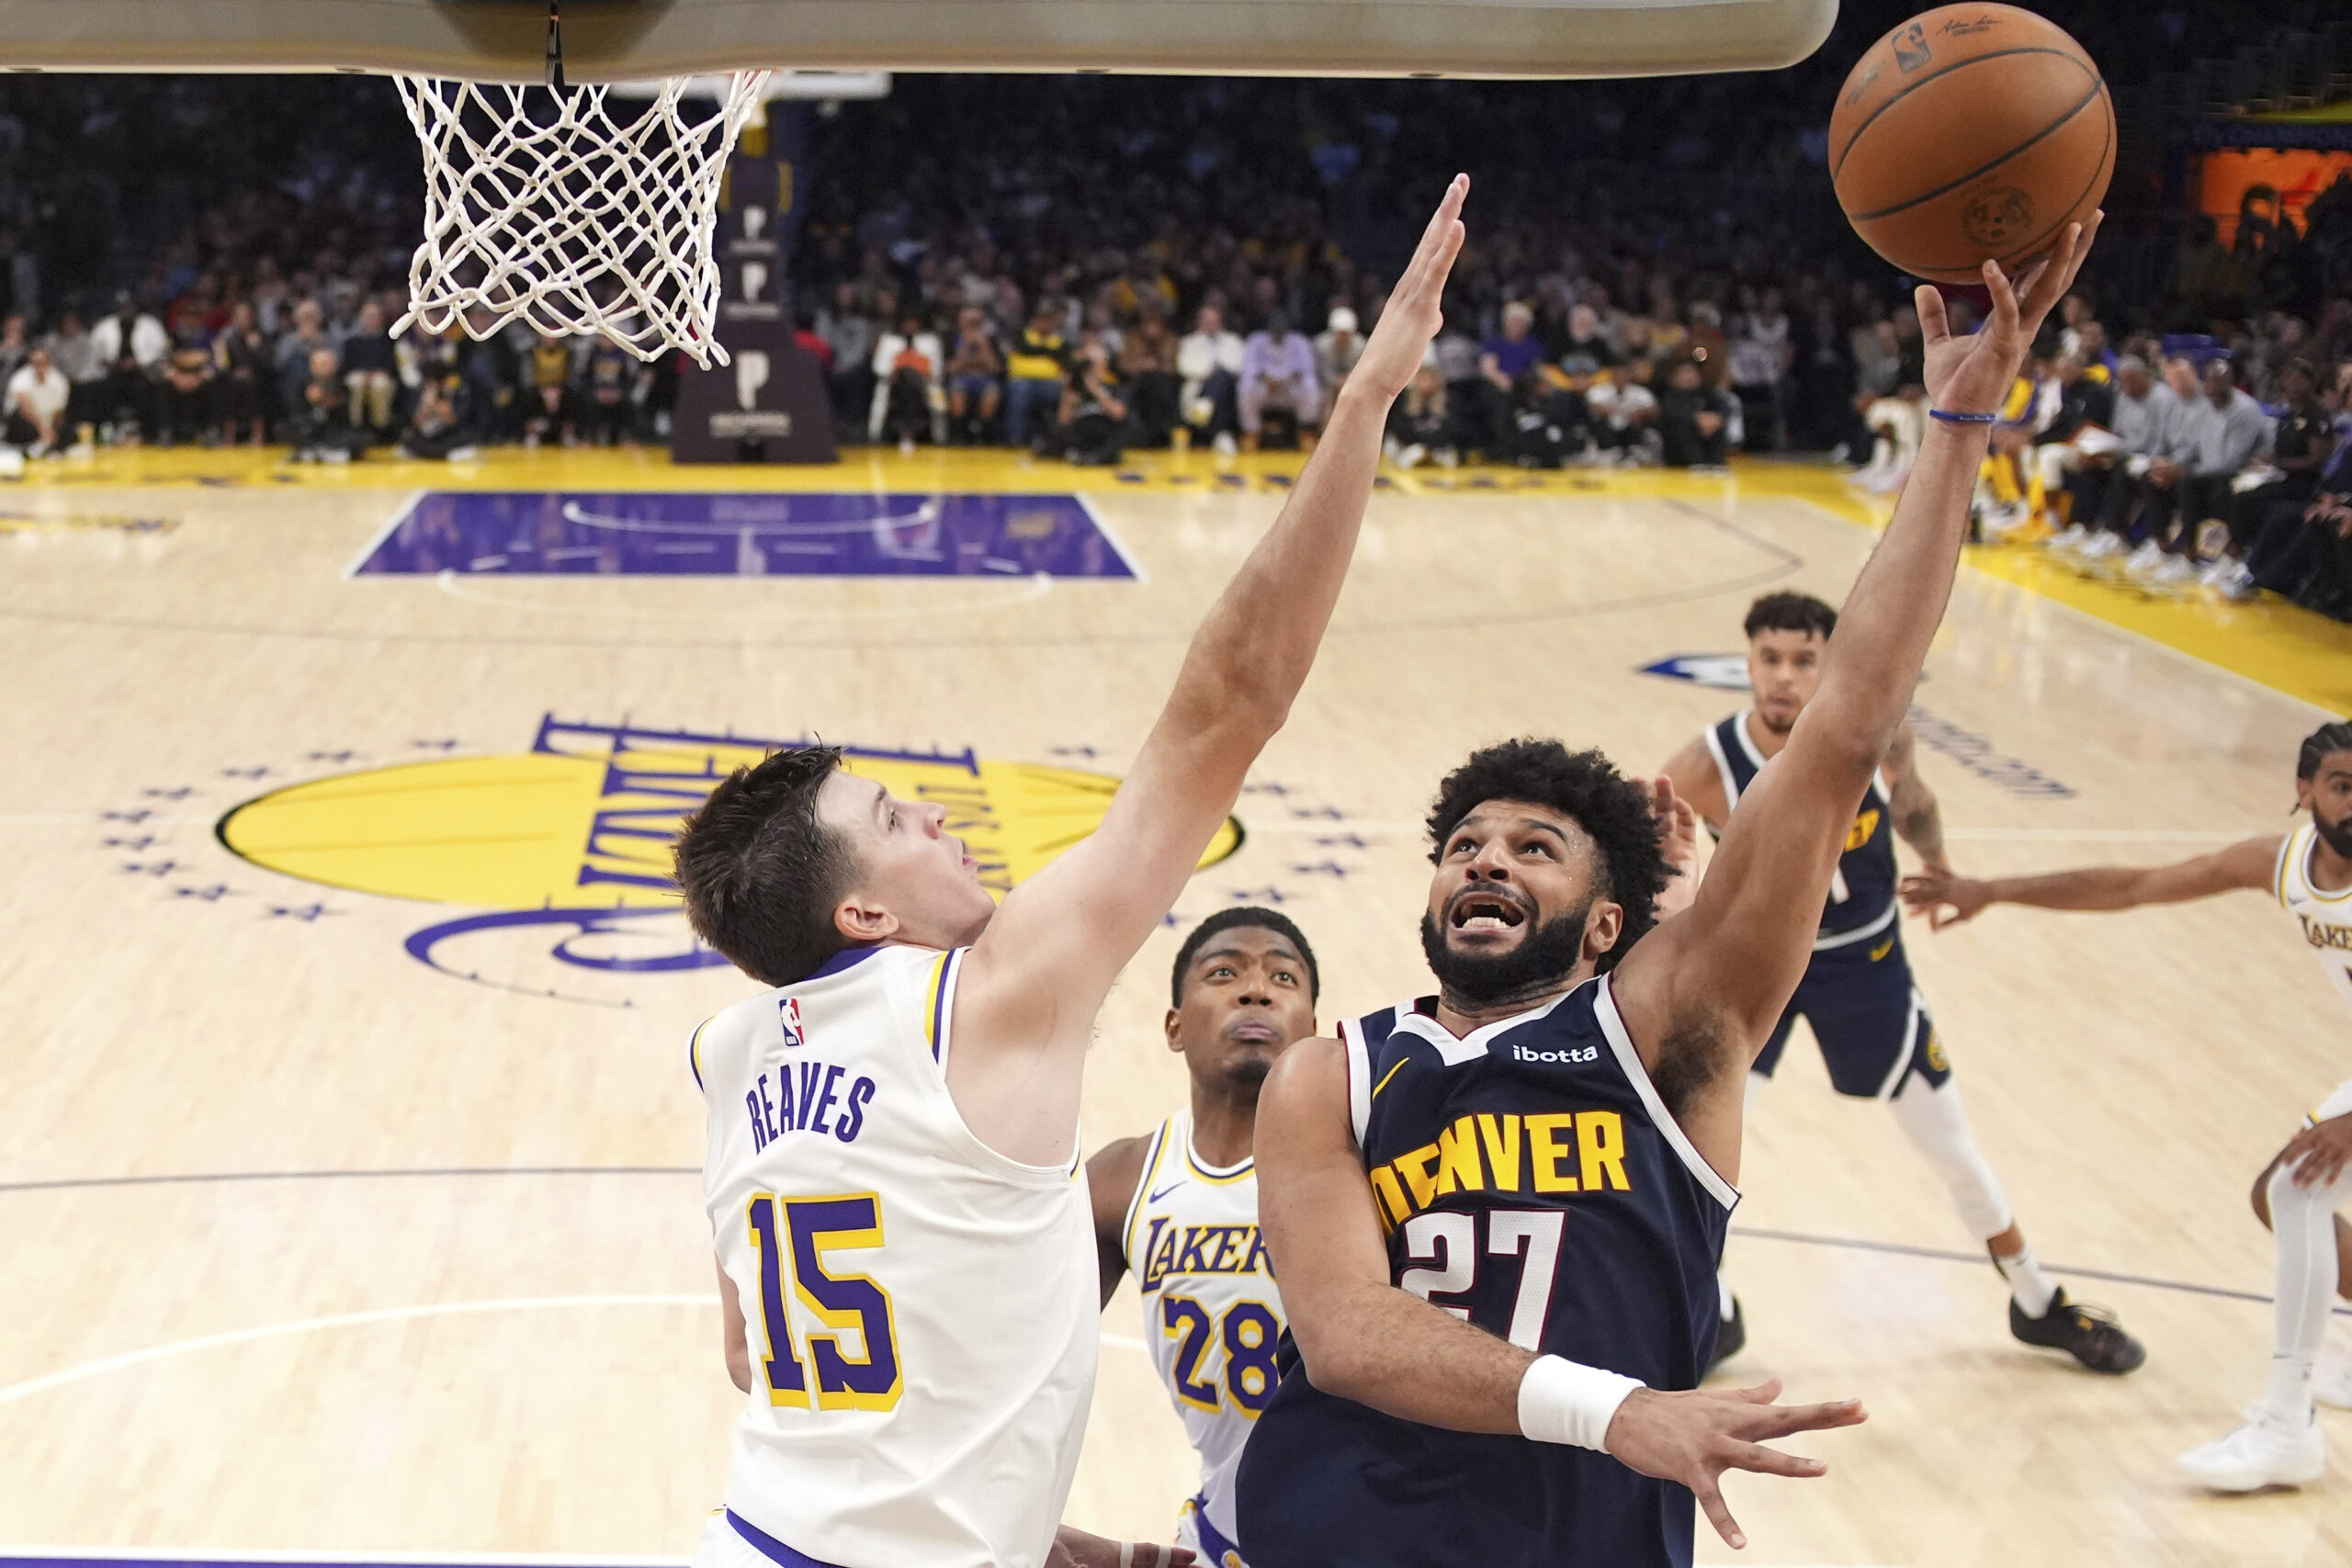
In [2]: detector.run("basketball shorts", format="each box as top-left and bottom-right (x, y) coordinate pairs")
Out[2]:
(1752, 931), (1954, 1099)
(1177, 1494), (1248, 1568)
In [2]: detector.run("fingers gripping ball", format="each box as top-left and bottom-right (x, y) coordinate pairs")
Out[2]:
(1831, 6), (2113, 284)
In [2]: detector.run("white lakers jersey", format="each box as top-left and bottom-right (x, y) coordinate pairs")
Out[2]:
(2278, 823), (2352, 1018)
(1122, 1110), (1285, 1563)
(695, 942), (1099, 1568)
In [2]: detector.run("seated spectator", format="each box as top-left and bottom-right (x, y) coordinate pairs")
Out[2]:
(90, 294), (168, 378)
(524, 333), (580, 448)
(1002, 304), (1068, 451)
(1586, 357), (1662, 466)
(943, 306), (1003, 444)
(288, 346), (368, 463)
(2251, 434), (2352, 617)
(275, 298), (335, 410)
(1176, 303), (1245, 454)
(4, 344), (69, 456)
(582, 334), (636, 447)
(1476, 301), (1544, 448)
(0, 313), (29, 392)
(1049, 339), (1131, 466)
(2209, 359), (2334, 600)
(1728, 288), (1792, 453)
(156, 324), (218, 446)
(458, 308), (523, 444)
(1119, 307), (1181, 447)
(1659, 357), (1736, 468)
(1238, 308), (1319, 453)
(870, 310), (944, 450)
(2130, 355), (2271, 582)
(1561, 303), (1619, 368)
(817, 283), (879, 441)
(397, 373), (476, 461)
(50, 311), (102, 441)
(340, 300), (400, 434)
(2026, 353), (2118, 543)
(1431, 309), (1487, 451)
(1384, 364), (1461, 468)
(212, 303), (271, 446)
(1312, 308), (1363, 426)
(2078, 355), (2191, 556)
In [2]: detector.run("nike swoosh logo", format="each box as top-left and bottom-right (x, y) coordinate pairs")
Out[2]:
(1148, 1182), (1184, 1202)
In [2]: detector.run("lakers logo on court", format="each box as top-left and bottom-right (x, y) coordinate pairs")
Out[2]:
(215, 714), (1241, 1004)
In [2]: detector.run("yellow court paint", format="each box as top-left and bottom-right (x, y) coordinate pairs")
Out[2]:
(219, 737), (1240, 909)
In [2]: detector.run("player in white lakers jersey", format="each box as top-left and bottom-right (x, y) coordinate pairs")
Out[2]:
(668, 179), (1471, 1568)
(1088, 909), (1321, 1568)
(1905, 719), (2352, 1492)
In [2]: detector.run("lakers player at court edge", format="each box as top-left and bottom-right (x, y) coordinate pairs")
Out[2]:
(666, 179), (1470, 1568)
(1237, 216), (2100, 1567)
(1905, 721), (2352, 1493)
(1657, 592), (2144, 1375)
(1087, 908), (1322, 1568)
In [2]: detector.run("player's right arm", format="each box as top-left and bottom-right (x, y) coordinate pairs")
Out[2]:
(946, 178), (1470, 1167)
(1611, 218), (2098, 1181)
(1900, 835), (2281, 929)
(1084, 1134), (1150, 1311)
(1255, 1037), (1866, 1551)
(718, 1257), (752, 1394)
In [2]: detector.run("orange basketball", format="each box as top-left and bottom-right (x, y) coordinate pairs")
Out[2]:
(1830, 5), (2113, 284)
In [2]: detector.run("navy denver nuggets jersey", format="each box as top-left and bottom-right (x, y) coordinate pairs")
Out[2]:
(1235, 975), (1737, 1568)
(1706, 709), (1897, 952)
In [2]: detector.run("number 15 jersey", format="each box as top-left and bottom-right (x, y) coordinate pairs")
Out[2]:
(695, 942), (1099, 1568)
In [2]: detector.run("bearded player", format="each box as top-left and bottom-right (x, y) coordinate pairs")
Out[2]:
(1087, 908), (1322, 1568)
(1235, 217), (2099, 1566)
(1905, 720), (2352, 1493)
(670, 178), (1470, 1568)
(1656, 591), (2144, 1375)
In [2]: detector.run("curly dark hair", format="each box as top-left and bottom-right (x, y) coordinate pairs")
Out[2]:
(1425, 738), (1672, 973)
(1744, 591), (1838, 641)
(673, 745), (857, 987)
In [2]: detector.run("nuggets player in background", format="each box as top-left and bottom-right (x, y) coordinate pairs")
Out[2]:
(1236, 216), (2099, 1568)
(1905, 720), (2352, 1494)
(1657, 592), (2144, 1375)
(669, 177), (1471, 1568)
(1088, 908), (1322, 1568)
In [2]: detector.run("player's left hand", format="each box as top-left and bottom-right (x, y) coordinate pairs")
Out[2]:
(2280, 1112), (2352, 1190)
(1917, 210), (2102, 417)
(1647, 775), (1704, 918)
(1899, 865), (1989, 930)
(1047, 1525), (1196, 1568)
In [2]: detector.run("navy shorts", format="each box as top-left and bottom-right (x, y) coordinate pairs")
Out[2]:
(1753, 929), (1953, 1099)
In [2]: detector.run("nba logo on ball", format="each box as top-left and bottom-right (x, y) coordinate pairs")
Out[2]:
(778, 996), (808, 1048)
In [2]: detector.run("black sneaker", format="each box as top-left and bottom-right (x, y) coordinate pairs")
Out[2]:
(2010, 1287), (2145, 1374)
(1707, 1295), (1746, 1374)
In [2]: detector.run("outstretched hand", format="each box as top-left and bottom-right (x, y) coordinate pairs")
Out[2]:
(1918, 211), (2103, 417)
(1048, 1526), (1194, 1568)
(1647, 774), (1706, 919)
(1898, 864), (1990, 930)
(1604, 1380), (1867, 1551)
(1351, 175), (1470, 402)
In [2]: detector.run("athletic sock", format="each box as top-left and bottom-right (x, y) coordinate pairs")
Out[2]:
(2260, 1156), (2352, 1426)
(1994, 1244), (2057, 1318)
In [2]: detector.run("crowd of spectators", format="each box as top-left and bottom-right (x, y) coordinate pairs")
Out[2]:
(0, 0), (2341, 615)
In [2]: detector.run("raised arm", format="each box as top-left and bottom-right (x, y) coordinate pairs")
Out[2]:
(1084, 1134), (1150, 1311)
(1256, 1037), (1864, 1551)
(1901, 834), (2280, 930)
(947, 179), (1469, 1164)
(1610, 217), (2099, 1169)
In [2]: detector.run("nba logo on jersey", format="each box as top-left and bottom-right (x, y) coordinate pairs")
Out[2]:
(776, 996), (808, 1048)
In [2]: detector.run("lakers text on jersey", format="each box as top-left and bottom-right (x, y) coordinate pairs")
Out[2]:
(1122, 1110), (1284, 1567)
(695, 942), (1099, 1568)
(1234, 976), (1736, 1568)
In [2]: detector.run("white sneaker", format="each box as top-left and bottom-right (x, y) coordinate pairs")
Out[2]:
(2316, 1362), (2352, 1410)
(1211, 432), (1238, 457)
(2178, 1414), (2324, 1492)
(2210, 559), (2256, 602)
(2049, 524), (2090, 553)
(1980, 501), (2033, 541)
(2123, 540), (2165, 576)
(2077, 531), (2126, 561)
(2144, 554), (2198, 585)
(1396, 442), (1427, 469)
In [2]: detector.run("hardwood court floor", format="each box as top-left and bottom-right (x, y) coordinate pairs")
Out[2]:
(0, 445), (2346, 1567)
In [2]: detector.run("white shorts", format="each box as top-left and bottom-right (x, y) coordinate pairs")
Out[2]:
(1175, 1498), (1245, 1568)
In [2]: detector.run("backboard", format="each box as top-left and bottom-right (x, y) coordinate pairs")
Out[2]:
(0, 0), (1837, 81)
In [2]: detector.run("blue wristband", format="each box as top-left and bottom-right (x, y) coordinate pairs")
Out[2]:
(1928, 408), (1999, 424)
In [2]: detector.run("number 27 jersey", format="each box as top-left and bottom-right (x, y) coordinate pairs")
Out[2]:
(695, 942), (1099, 1568)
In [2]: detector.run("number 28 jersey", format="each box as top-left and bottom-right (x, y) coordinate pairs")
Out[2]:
(695, 942), (1099, 1568)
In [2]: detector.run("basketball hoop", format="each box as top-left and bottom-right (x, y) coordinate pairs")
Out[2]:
(391, 69), (771, 367)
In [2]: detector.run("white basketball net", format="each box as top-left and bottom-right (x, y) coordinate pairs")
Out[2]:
(393, 72), (772, 367)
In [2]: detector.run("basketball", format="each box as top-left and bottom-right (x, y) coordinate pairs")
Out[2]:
(1830, 5), (2113, 284)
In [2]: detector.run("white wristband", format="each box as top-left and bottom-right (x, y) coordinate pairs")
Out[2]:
(1517, 1353), (1644, 1452)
